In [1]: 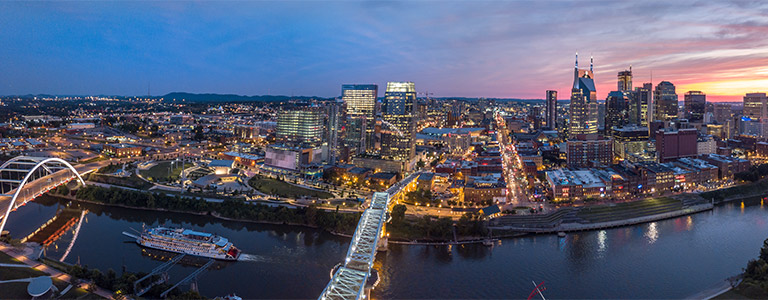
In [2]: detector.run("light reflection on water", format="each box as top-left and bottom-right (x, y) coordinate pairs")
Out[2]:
(645, 222), (658, 244)
(597, 230), (607, 253)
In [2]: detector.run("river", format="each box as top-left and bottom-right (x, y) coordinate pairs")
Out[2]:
(4, 196), (768, 299)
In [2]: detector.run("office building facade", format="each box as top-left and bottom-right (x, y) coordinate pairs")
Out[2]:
(630, 82), (652, 128)
(606, 91), (630, 136)
(567, 134), (613, 168)
(744, 92), (768, 121)
(654, 81), (678, 122)
(618, 68), (632, 92)
(381, 81), (417, 161)
(684, 91), (706, 123)
(341, 84), (378, 155)
(276, 106), (324, 147)
(545, 90), (557, 129)
(656, 128), (697, 162)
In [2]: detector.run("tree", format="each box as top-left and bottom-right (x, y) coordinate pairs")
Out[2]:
(761, 238), (768, 262)
(391, 204), (407, 224)
(416, 160), (426, 169)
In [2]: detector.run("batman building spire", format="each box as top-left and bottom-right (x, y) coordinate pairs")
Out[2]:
(573, 53), (580, 89)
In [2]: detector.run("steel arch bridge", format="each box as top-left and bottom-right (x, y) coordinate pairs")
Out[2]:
(0, 156), (86, 235)
(319, 172), (421, 300)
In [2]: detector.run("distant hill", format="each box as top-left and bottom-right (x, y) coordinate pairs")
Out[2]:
(161, 92), (332, 102)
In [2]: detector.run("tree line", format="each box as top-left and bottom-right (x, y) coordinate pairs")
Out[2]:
(73, 185), (361, 234)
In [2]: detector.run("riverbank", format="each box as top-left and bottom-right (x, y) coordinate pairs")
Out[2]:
(490, 195), (715, 234)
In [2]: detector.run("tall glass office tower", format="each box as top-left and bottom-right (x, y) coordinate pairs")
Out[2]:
(381, 81), (416, 161)
(341, 84), (378, 155)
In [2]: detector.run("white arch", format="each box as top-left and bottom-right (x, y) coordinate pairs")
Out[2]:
(0, 156), (46, 170)
(0, 157), (86, 235)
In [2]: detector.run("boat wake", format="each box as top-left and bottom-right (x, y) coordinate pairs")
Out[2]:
(238, 253), (272, 263)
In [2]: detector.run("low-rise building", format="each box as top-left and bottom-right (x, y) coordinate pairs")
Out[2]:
(700, 153), (750, 179)
(417, 172), (436, 191)
(368, 172), (398, 188)
(103, 143), (143, 157)
(464, 175), (505, 203)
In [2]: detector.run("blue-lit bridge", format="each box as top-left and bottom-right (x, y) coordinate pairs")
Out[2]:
(319, 172), (420, 300)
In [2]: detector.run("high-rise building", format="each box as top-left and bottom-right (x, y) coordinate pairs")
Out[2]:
(684, 91), (706, 123)
(569, 54), (598, 138)
(381, 81), (416, 161)
(566, 134), (613, 168)
(545, 90), (557, 129)
(743, 92), (768, 120)
(341, 84), (378, 155)
(713, 103), (732, 124)
(618, 68), (632, 92)
(654, 81), (678, 122)
(606, 91), (630, 136)
(276, 105), (324, 147)
(324, 100), (343, 164)
(630, 83), (652, 128)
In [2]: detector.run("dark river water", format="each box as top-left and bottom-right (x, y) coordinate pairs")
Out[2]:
(5, 196), (768, 299)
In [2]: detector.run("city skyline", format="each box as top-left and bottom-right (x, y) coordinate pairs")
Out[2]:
(1, 1), (767, 101)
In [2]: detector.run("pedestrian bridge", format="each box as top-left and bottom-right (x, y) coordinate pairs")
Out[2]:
(0, 156), (87, 235)
(319, 172), (420, 300)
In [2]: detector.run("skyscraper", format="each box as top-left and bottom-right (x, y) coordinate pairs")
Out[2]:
(545, 90), (557, 129)
(276, 105), (324, 147)
(569, 54), (598, 139)
(324, 100), (342, 164)
(617, 67), (632, 92)
(630, 83), (652, 128)
(381, 81), (416, 161)
(683, 91), (706, 123)
(605, 91), (630, 136)
(653, 81), (678, 122)
(743, 92), (768, 120)
(341, 84), (378, 155)
(714, 102), (733, 124)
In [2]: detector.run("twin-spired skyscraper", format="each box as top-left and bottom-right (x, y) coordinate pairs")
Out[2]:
(569, 53), (599, 138)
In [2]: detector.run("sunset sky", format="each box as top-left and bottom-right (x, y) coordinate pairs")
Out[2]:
(1, 1), (767, 101)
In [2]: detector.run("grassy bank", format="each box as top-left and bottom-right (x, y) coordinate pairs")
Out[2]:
(248, 174), (333, 199)
(140, 161), (193, 183)
(88, 173), (153, 189)
(576, 197), (682, 223)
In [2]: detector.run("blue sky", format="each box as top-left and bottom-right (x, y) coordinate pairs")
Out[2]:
(1, 1), (767, 101)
